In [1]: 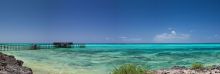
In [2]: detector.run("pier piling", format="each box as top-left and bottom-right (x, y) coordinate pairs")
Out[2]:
(0, 42), (86, 51)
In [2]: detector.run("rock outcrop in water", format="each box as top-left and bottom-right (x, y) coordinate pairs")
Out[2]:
(154, 65), (220, 74)
(0, 52), (32, 74)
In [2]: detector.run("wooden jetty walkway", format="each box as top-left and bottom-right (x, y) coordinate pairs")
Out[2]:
(0, 42), (86, 51)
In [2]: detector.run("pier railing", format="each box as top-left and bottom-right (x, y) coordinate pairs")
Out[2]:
(0, 43), (86, 51)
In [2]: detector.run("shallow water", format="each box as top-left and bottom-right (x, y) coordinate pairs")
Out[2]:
(2, 43), (220, 74)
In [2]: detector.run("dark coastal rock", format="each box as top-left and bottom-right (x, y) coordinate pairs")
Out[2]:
(155, 65), (220, 74)
(210, 65), (220, 70)
(0, 52), (32, 74)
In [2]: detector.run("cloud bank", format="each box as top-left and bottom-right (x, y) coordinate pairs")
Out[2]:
(154, 30), (190, 42)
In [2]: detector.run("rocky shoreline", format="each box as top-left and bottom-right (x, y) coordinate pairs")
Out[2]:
(2, 51), (220, 74)
(0, 52), (32, 74)
(154, 65), (220, 74)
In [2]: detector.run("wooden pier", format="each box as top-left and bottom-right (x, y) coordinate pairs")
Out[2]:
(0, 42), (86, 51)
(53, 42), (73, 48)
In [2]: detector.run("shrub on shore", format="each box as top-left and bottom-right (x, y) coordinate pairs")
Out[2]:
(111, 64), (153, 74)
(191, 62), (204, 70)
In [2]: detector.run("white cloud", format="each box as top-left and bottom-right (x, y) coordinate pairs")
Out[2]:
(154, 30), (190, 42)
(171, 30), (176, 35)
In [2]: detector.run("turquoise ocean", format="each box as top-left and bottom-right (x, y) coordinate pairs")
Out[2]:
(2, 43), (220, 74)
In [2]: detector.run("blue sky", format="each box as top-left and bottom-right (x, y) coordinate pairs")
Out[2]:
(0, 0), (220, 43)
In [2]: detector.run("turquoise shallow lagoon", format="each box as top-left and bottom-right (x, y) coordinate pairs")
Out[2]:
(3, 43), (220, 74)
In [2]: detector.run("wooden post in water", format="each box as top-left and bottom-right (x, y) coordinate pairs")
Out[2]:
(15, 44), (17, 50)
(11, 44), (13, 50)
(2, 45), (4, 51)
(0, 44), (1, 50)
(5, 44), (7, 51)
(11, 45), (13, 51)
(0, 44), (2, 50)
(5, 44), (8, 51)
(4, 44), (7, 51)
(8, 44), (10, 51)
(1, 45), (4, 51)
(3, 44), (5, 51)
(16, 44), (19, 51)
(2, 45), (5, 51)
(18, 44), (20, 50)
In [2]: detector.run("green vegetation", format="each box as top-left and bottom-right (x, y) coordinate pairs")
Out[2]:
(111, 64), (153, 74)
(191, 62), (204, 70)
